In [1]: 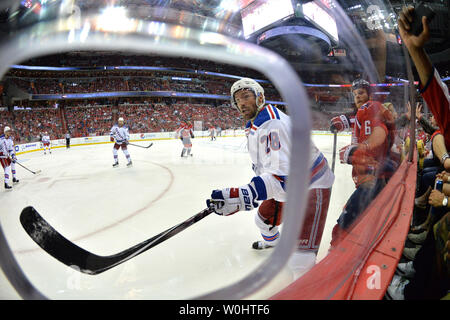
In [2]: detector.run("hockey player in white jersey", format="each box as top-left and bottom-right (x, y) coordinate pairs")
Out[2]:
(207, 78), (334, 279)
(42, 132), (51, 154)
(0, 126), (19, 190)
(110, 117), (132, 167)
(208, 126), (216, 141)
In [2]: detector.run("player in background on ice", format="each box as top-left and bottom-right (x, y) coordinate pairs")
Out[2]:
(42, 131), (51, 155)
(209, 126), (216, 141)
(207, 78), (334, 279)
(330, 79), (395, 248)
(65, 132), (71, 149)
(217, 126), (222, 137)
(110, 117), (132, 167)
(0, 126), (19, 190)
(177, 122), (194, 157)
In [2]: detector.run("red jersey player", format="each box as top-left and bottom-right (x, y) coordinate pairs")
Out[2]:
(330, 79), (394, 247)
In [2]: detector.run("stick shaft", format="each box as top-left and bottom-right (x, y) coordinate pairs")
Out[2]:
(128, 142), (153, 149)
(20, 206), (213, 275)
(15, 161), (37, 174)
(331, 132), (337, 173)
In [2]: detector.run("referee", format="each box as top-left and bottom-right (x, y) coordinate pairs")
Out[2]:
(65, 132), (71, 149)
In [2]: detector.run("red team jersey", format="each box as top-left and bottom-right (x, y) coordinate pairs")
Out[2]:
(352, 100), (392, 186)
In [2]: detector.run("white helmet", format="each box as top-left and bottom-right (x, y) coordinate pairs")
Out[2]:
(118, 117), (124, 122)
(230, 78), (265, 111)
(4, 126), (11, 132)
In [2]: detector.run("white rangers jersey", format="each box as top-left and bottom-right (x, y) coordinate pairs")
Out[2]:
(42, 135), (50, 144)
(245, 105), (334, 202)
(0, 135), (15, 158)
(110, 125), (130, 144)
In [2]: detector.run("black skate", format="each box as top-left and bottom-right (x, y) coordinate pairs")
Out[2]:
(13, 178), (19, 184)
(4, 183), (12, 190)
(127, 161), (133, 167)
(252, 241), (275, 250)
(112, 162), (119, 168)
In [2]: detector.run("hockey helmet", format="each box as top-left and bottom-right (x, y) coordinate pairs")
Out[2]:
(230, 78), (265, 111)
(4, 126), (11, 132)
(351, 79), (371, 94)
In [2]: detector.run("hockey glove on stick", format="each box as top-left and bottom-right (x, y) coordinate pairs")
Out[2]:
(330, 115), (350, 133)
(207, 184), (259, 216)
(9, 155), (17, 163)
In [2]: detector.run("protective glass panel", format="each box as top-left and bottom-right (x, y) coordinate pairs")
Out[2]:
(0, 0), (447, 300)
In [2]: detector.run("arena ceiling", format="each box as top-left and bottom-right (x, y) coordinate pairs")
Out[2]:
(0, 1), (448, 76)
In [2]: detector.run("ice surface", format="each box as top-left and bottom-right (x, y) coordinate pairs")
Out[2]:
(0, 133), (354, 299)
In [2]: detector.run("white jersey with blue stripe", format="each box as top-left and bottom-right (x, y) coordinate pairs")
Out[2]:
(246, 105), (334, 202)
(0, 135), (15, 158)
(42, 135), (50, 143)
(110, 125), (130, 144)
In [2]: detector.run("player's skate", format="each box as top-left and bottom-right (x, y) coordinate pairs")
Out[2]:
(13, 178), (19, 184)
(252, 241), (276, 250)
(4, 183), (12, 190)
(127, 161), (133, 167)
(112, 162), (119, 168)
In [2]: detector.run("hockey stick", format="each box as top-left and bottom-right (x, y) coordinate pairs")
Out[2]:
(331, 132), (337, 173)
(14, 161), (41, 175)
(20, 206), (213, 275)
(128, 142), (153, 149)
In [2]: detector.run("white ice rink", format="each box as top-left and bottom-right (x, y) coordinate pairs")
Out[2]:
(0, 133), (354, 300)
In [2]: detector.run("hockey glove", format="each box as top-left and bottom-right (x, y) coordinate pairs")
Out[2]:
(330, 115), (350, 133)
(340, 145), (378, 177)
(207, 184), (259, 216)
(339, 144), (358, 164)
(110, 136), (114, 142)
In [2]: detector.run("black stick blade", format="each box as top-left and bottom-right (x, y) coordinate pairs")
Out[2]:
(20, 206), (213, 275)
(20, 206), (105, 274)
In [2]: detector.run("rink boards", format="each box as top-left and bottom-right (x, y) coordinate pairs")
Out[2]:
(15, 130), (351, 155)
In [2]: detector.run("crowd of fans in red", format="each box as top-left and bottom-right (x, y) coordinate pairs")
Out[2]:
(2, 53), (349, 143)
(0, 99), (245, 143)
(1, 100), (339, 144)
